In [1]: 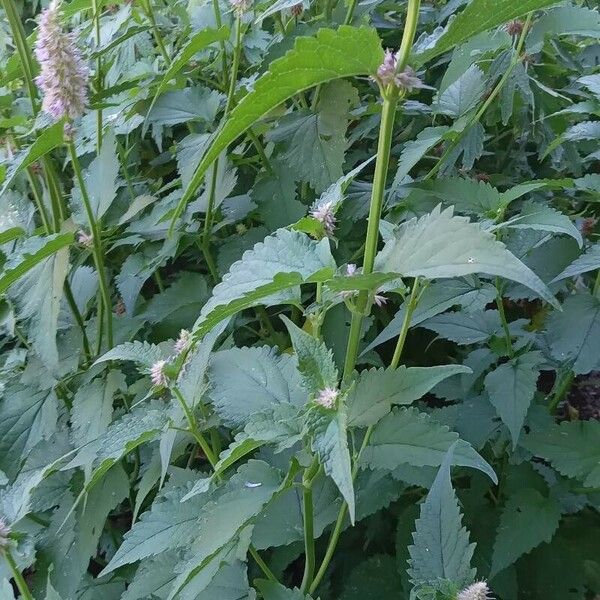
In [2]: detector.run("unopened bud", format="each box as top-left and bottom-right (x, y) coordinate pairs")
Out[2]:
(315, 387), (338, 409)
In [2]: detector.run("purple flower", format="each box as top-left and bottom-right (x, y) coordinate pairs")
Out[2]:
(315, 387), (338, 409)
(310, 200), (337, 236)
(34, 0), (89, 120)
(230, 0), (252, 16)
(77, 230), (93, 247)
(0, 518), (10, 549)
(458, 582), (493, 600)
(174, 329), (191, 355)
(150, 360), (168, 387)
(373, 290), (387, 307)
(375, 49), (425, 93)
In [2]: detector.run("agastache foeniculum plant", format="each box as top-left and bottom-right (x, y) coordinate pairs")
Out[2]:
(0, 0), (598, 598)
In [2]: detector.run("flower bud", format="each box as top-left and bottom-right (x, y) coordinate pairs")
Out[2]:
(0, 518), (11, 550)
(375, 50), (425, 93)
(174, 329), (192, 355)
(150, 360), (168, 387)
(310, 200), (337, 236)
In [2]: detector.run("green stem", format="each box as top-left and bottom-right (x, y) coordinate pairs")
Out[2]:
(249, 546), (278, 582)
(344, 0), (358, 24)
(142, 0), (171, 65)
(495, 279), (514, 358)
(424, 12), (532, 180)
(300, 458), (320, 593)
(1, 0), (37, 111)
(390, 277), (421, 369)
(3, 549), (34, 600)
(172, 387), (218, 467)
(68, 141), (114, 349)
(342, 90), (399, 382)
(211, 0), (229, 84)
(548, 370), (574, 414)
(64, 282), (92, 363)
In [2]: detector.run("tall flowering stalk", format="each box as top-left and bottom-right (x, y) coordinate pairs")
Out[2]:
(309, 1), (423, 594)
(34, 0), (88, 121)
(33, 0), (113, 349)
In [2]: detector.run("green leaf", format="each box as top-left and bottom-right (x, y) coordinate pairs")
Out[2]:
(361, 407), (497, 483)
(147, 87), (222, 127)
(278, 80), (357, 193)
(282, 316), (338, 394)
(546, 294), (600, 375)
(0, 121), (64, 196)
(401, 178), (504, 218)
(82, 128), (119, 220)
(166, 461), (282, 597)
(101, 480), (212, 575)
(256, 581), (314, 600)
(527, 6), (600, 52)
(209, 346), (307, 427)
(6, 234), (71, 371)
(490, 488), (561, 577)
(521, 420), (600, 488)
(0, 385), (58, 478)
(0, 226), (24, 245)
(253, 159), (305, 229)
(170, 26), (383, 229)
(362, 278), (496, 355)
(347, 364), (471, 427)
(433, 65), (486, 118)
(551, 243), (600, 283)
(408, 443), (476, 588)
(311, 407), (354, 523)
(420, 309), (503, 345)
(95, 340), (163, 369)
(484, 351), (543, 448)
(0, 233), (73, 294)
(375, 206), (559, 308)
(192, 229), (335, 338)
(394, 126), (450, 183)
(500, 201), (583, 247)
(415, 0), (561, 66)
(145, 27), (229, 122)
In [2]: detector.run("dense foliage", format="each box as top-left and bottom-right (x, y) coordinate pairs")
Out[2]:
(1, 0), (600, 598)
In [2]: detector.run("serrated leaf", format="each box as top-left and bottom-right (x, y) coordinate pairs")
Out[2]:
(420, 309), (503, 345)
(209, 346), (306, 427)
(192, 229), (335, 338)
(100, 480), (211, 575)
(166, 461), (282, 597)
(347, 364), (471, 427)
(501, 201), (583, 247)
(282, 316), (338, 394)
(311, 407), (354, 523)
(402, 178), (504, 218)
(433, 65), (485, 117)
(0, 121), (64, 196)
(394, 126), (450, 184)
(256, 581), (314, 600)
(415, 0), (561, 66)
(361, 407), (497, 483)
(95, 340), (163, 369)
(521, 420), (600, 488)
(551, 243), (600, 283)
(408, 443), (476, 588)
(490, 488), (561, 577)
(375, 206), (558, 308)
(147, 87), (222, 127)
(362, 279), (496, 355)
(7, 235), (71, 371)
(145, 27), (229, 123)
(484, 351), (542, 448)
(170, 26), (383, 228)
(546, 294), (600, 375)
(0, 385), (58, 478)
(0, 233), (73, 294)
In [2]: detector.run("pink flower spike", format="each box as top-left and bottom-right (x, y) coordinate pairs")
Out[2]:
(373, 290), (387, 307)
(34, 0), (89, 121)
(150, 360), (168, 387)
(315, 387), (338, 409)
(458, 582), (493, 600)
(310, 200), (337, 236)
